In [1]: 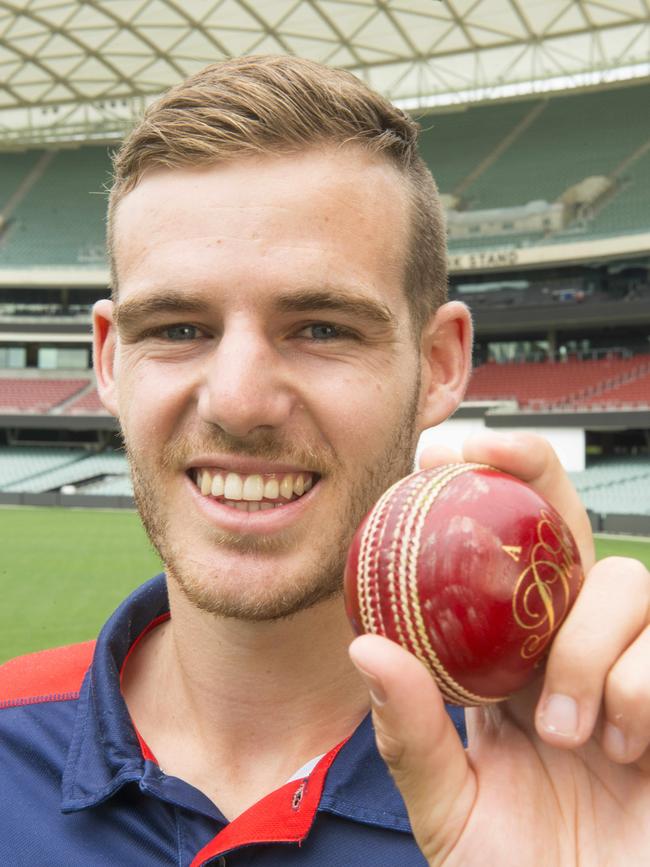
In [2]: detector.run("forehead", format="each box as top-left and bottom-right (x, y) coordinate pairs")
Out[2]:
(112, 147), (411, 309)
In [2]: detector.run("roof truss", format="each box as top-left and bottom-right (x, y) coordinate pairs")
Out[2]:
(0, 0), (648, 147)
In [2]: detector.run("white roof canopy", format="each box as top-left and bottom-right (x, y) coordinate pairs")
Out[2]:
(1, 0), (649, 147)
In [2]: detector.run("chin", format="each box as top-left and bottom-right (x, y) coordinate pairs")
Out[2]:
(167, 551), (345, 622)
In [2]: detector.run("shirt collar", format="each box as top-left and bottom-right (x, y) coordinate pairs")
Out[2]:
(61, 574), (170, 812)
(61, 573), (464, 832)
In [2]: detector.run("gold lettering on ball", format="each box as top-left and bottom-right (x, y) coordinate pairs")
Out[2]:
(511, 510), (576, 660)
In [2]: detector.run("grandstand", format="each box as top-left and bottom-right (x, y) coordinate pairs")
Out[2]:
(0, 1), (649, 533)
(2, 85), (649, 269)
(465, 355), (650, 410)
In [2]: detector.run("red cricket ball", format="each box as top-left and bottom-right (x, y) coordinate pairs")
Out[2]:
(344, 464), (584, 706)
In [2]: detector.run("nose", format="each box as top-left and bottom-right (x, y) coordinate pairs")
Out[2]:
(197, 324), (297, 438)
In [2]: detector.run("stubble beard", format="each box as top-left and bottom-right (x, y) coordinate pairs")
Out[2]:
(126, 384), (420, 623)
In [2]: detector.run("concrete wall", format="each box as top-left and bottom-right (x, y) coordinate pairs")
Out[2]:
(0, 491), (134, 509)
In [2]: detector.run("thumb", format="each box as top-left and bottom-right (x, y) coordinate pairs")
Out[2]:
(349, 634), (475, 865)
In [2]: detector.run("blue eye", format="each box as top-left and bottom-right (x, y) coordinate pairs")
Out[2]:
(305, 323), (349, 341)
(163, 324), (199, 341)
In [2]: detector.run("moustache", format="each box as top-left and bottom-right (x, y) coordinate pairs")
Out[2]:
(153, 428), (338, 477)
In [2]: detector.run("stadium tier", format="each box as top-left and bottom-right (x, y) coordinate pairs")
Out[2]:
(465, 355), (650, 410)
(587, 147), (650, 238)
(0, 446), (130, 496)
(0, 355), (648, 420)
(1, 450), (128, 493)
(0, 147), (112, 267)
(64, 387), (110, 414)
(0, 447), (87, 488)
(1, 83), (649, 268)
(3, 444), (649, 518)
(0, 151), (42, 210)
(0, 378), (89, 412)
(419, 98), (537, 194)
(570, 459), (650, 516)
(452, 86), (650, 210)
(580, 368), (650, 409)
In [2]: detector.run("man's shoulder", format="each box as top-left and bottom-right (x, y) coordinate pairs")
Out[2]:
(0, 640), (95, 710)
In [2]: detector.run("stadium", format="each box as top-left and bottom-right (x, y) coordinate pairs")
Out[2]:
(1, 0), (649, 658)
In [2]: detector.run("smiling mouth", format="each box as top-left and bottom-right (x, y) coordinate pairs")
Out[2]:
(192, 468), (319, 512)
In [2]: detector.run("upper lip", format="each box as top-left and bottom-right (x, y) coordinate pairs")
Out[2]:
(185, 455), (317, 476)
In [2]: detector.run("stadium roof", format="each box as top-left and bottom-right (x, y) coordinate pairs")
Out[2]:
(1, 0), (649, 147)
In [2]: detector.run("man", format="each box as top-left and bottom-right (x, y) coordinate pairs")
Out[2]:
(0, 55), (648, 865)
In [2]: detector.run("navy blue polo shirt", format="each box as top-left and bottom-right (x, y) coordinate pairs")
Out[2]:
(0, 574), (466, 866)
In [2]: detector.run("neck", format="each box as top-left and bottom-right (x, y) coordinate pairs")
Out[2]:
(122, 578), (369, 817)
(167, 579), (367, 738)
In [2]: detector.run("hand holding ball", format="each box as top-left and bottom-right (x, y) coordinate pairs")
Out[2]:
(344, 464), (584, 706)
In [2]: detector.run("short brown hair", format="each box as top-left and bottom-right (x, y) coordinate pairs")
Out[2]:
(108, 55), (447, 329)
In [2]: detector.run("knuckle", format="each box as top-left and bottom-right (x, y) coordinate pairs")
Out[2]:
(607, 667), (649, 709)
(373, 722), (406, 768)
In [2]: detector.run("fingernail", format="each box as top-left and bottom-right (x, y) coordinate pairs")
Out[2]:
(541, 694), (579, 738)
(603, 723), (627, 761)
(355, 667), (387, 707)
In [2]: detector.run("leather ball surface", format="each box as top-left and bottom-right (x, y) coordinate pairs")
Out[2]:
(344, 464), (584, 706)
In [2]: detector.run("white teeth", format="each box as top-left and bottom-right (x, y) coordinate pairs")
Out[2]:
(196, 468), (317, 504)
(280, 474), (294, 499)
(242, 474), (264, 501)
(224, 473), (243, 500)
(211, 473), (225, 497)
(234, 501), (248, 511)
(260, 502), (274, 511)
(200, 470), (212, 496)
(264, 478), (279, 499)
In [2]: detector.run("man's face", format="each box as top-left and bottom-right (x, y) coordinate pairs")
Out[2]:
(103, 147), (430, 621)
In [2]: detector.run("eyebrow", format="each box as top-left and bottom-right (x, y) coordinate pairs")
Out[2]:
(114, 285), (398, 333)
(275, 288), (397, 328)
(114, 293), (211, 333)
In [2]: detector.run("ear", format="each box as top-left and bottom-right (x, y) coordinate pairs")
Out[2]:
(92, 299), (119, 417)
(416, 300), (473, 432)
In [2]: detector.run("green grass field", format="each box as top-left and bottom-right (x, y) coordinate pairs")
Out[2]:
(0, 506), (161, 663)
(1, 506), (649, 664)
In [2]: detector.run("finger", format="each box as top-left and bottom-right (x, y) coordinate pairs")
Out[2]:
(461, 430), (595, 571)
(602, 620), (650, 764)
(417, 444), (462, 470)
(535, 557), (650, 748)
(349, 634), (474, 864)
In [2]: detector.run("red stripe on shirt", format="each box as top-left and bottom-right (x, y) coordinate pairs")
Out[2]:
(0, 641), (95, 708)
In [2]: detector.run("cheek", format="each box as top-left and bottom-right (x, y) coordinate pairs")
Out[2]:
(309, 368), (413, 460)
(117, 360), (195, 450)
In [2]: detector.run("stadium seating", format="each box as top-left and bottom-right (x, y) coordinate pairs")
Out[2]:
(0, 146), (112, 267)
(419, 98), (538, 195)
(0, 151), (42, 211)
(77, 474), (133, 496)
(578, 368), (650, 409)
(64, 387), (109, 415)
(0, 85), (648, 266)
(4, 354), (645, 419)
(587, 148), (650, 238)
(0, 378), (88, 412)
(461, 86), (650, 210)
(0, 447), (87, 489)
(570, 459), (650, 515)
(465, 355), (650, 409)
(3, 450), (129, 493)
